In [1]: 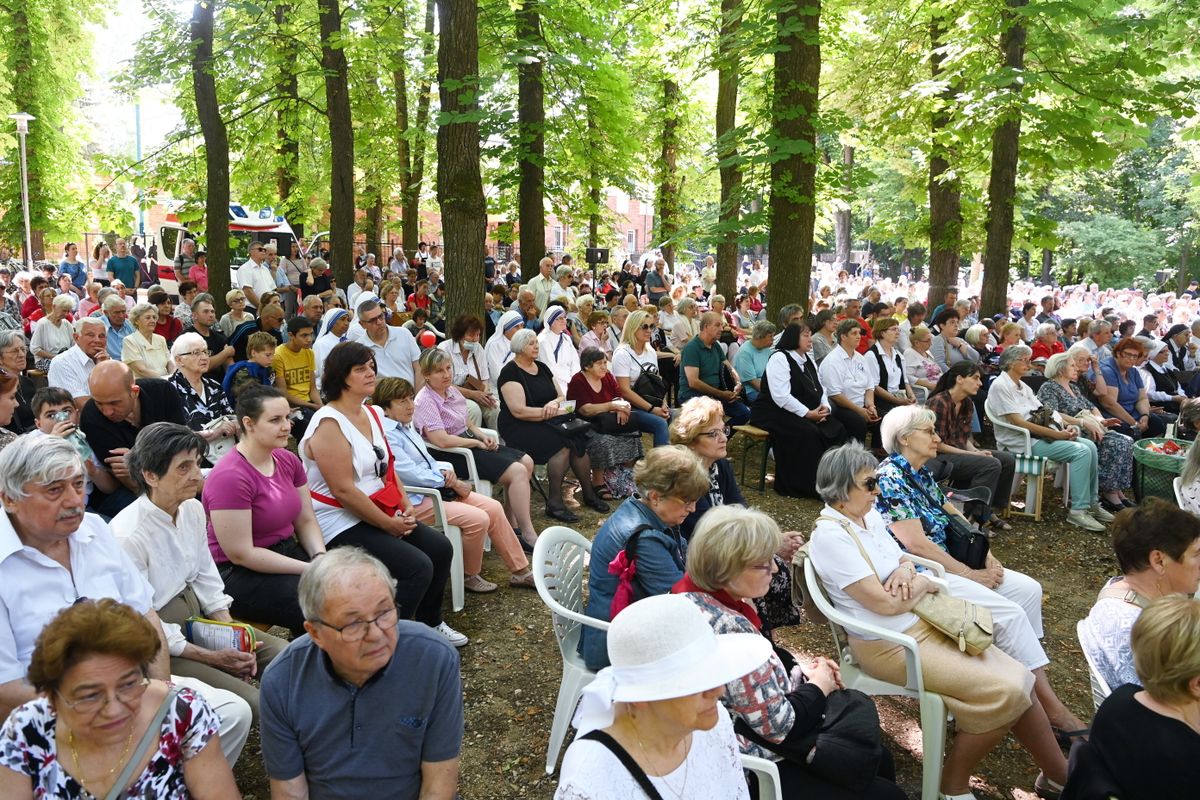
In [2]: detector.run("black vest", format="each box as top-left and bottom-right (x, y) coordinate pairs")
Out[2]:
(757, 350), (823, 416)
(871, 344), (907, 393)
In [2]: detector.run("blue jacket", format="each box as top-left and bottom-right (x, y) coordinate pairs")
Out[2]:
(579, 497), (687, 670)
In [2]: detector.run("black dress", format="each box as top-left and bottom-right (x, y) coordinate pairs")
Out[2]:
(750, 349), (848, 498)
(497, 359), (573, 463)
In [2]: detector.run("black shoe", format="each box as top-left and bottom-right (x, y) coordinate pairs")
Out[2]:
(1099, 498), (1126, 514)
(546, 506), (579, 523)
(518, 537), (535, 554)
(1120, 497), (1137, 508)
(584, 496), (610, 513)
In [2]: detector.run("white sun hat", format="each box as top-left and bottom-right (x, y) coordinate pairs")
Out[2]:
(573, 594), (772, 734)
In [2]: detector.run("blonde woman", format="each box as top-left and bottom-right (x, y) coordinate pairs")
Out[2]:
(612, 309), (671, 445)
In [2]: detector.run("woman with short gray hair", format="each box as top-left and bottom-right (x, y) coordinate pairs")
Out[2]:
(123, 301), (173, 379)
(987, 341), (1108, 532)
(671, 296), (700, 351)
(809, 443), (1068, 799)
(817, 318), (878, 443)
(29, 294), (74, 371)
(0, 328), (35, 433)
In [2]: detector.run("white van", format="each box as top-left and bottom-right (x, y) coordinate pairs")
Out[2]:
(152, 203), (302, 298)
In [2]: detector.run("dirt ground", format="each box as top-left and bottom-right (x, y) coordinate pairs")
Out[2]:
(232, 436), (1116, 800)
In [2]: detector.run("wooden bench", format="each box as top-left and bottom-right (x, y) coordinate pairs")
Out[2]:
(733, 424), (772, 492)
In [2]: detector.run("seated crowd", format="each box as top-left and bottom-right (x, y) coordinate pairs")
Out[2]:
(1, 248), (1199, 800)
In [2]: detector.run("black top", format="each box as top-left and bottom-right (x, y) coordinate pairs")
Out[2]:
(753, 350), (823, 428)
(497, 360), (558, 430)
(300, 272), (332, 299)
(1065, 683), (1200, 800)
(680, 458), (744, 541)
(7, 374), (37, 434)
(81, 378), (186, 465)
(185, 324), (229, 382)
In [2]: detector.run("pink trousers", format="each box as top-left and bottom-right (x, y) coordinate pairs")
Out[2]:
(413, 492), (529, 575)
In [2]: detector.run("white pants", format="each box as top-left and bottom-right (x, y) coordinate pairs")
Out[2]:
(945, 568), (1048, 671)
(173, 676), (252, 767)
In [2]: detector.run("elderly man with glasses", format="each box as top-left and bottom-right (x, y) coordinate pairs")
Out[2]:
(260, 547), (463, 800)
(0, 435), (253, 765)
(350, 298), (424, 387)
(237, 241), (278, 311)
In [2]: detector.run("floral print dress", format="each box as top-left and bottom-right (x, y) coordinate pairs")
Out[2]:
(1036, 379), (1134, 491)
(0, 687), (218, 799)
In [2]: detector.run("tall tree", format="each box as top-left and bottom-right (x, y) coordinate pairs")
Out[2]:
(191, 0), (231, 310)
(927, 13), (962, 310)
(318, 0), (355, 287)
(516, 0), (545, 272)
(437, 0), (486, 322)
(656, 79), (681, 269)
(714, 0), (742, 301)
(834, 144), (853, 264)
(980, 0), (1027, 317)
(274, 3), (302, 226)
(767, 0), (821, 309)
(394, 0), (436, 258)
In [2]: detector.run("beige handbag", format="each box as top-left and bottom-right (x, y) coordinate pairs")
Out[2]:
(817, 516), (994, 656)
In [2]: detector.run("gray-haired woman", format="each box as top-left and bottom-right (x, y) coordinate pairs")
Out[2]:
(0, 329), (36, 433)
(808, 443), (1067, 800)
(817, 318), (879, 443)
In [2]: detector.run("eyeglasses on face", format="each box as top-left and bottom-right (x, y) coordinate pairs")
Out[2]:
(639, 323), (658, 332)
(859, 476), (879, 492)
(57, 675), (150, 714)
(361, 314), (386, 326)
(313, 606), (399, 642)
(183, 349), (208, 358)
(697, 425), (732, 440)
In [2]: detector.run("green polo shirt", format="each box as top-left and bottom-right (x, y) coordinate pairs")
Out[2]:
(679, 335), (723, 401)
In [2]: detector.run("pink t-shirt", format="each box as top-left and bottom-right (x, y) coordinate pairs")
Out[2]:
(412, 384), (469, 437)
(203, 448), (307, 563)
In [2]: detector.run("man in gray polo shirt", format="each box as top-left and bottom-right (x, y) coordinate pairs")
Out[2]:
(260, 547), (463, 800)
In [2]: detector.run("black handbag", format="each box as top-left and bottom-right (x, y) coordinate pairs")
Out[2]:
(901, 462), (990, 569)
(548, 413), (592, 437)
(590, 411), (640, 435)
(632, 360), (667, 407)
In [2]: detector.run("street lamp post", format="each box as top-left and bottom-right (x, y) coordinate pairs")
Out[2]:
(8, 113), (35, 270)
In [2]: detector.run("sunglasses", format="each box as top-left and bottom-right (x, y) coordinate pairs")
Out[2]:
(860, 476), (879, 492)
(372, 445), (388, 478)
(639, 323), (658, 332)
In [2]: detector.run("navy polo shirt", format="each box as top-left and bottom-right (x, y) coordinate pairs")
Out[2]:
(260, 621), (463, 800)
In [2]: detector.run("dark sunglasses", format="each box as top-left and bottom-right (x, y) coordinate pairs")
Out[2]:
(639, 323), (658, 331)
(860, 476), (879, 492)
(372, 445), (388, 478)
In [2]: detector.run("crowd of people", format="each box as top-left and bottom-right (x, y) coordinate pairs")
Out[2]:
(0, 239), (1198, 799)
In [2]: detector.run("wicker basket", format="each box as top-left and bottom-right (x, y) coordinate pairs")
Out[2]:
(1133, 438), (1190, 503)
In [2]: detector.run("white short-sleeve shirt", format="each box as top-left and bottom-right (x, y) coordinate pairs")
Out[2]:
(986, 371), (1059, 452)
(46, 345), (96, 399)
(610, 342), (658, 380)
(818, 346), (874, 406)
(352, 325), (421, 383)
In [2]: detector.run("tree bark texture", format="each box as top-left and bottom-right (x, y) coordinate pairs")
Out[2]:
(767, 0), (821, 311)
(365, 191), (385, 251)
(714, 0), (742, 302)
(980, 0), (1028, 317)
(833, 144), (853, 265)
(437, 0), (487, 324)
(1041, 247), (1053, 284)
(191, 0), (232, 312)
(395, 0), (436, 258)
(517, 0), (546, 272)
(586, 105), (601, 249)
(318, 0), (355, 289)
(657, 79), (681, 270)
(927, 16), (962, 311)
(274, 3), (301, 224)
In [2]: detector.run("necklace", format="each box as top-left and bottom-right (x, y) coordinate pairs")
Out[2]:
(630, 718), (691, 799)
(68, 724), (135, 791)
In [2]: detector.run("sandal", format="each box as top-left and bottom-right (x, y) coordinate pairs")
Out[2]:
(592, 484), (616, 502)
(1051, 725), (1089, 750)
(983, 517), (1012, 533)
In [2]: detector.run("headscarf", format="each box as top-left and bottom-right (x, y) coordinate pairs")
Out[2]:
(320, 308), (349, 340)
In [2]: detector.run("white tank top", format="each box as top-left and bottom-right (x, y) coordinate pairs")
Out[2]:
(299, 403), (389, 543)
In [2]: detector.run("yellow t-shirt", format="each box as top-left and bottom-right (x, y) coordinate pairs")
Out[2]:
(273, 345), (315, 404)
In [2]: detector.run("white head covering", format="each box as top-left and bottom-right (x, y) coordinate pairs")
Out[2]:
(573, 594), (771, 735)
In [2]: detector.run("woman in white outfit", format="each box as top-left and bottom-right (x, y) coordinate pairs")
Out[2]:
(536, 304), (580, 396)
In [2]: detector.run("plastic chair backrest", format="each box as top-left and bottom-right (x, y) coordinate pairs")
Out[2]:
(533, 526), (609, 660)
(1174, 475), (1186, 508)
(984, 396), (1033, 456)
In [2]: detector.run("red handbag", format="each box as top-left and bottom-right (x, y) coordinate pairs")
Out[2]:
(310, 405), (406, 518)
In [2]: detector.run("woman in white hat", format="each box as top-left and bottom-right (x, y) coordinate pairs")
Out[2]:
(538, 303), (580, 396)
(555, 593), (771, 799)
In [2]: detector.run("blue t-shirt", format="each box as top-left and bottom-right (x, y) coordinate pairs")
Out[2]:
(59, 259), (88, 288)
(106, 254), (139, 286)
(733, 341), (773, 385)
(1100, 358), (1143, 416)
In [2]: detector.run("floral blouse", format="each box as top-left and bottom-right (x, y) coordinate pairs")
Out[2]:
(168, 371), (233, 432)
(1036, 378), (1095, 417)
(874, 452), (952, 549)
(0, 687), (218, 799)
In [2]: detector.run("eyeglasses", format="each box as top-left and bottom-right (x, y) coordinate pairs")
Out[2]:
(361, 314), (385, 326)
(312, 606), (399, 642)
(182, 349), (208, 358)
(859, 476), (879, 492)
(57, 676), (150, 715)
(372, 444), (388, 477)
(697, 425), (732, 440)
(639, 323), (658, 332)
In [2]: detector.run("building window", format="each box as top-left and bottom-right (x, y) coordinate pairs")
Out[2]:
(627, 230), (636, 251)
(553, 225), (564, 250)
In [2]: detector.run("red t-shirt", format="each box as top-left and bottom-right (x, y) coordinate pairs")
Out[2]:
(407, 292), (431, 312)
(566, 370), (621, 407)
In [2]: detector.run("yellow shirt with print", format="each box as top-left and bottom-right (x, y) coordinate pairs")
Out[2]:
(273, 345), (315, 404)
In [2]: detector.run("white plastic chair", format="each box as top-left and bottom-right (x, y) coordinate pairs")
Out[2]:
(424, 426), (497, 499)
(407, 486), (465, 613)
(1174, 475), (1185, 507)
(741, 753), (783, 800)
(1076, 620), (1112, 712)
(532, 525), (609, 775)
(984, 397), (1069, 520)
(804, 555), (948, 800)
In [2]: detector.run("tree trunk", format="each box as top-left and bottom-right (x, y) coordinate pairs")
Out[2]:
(927, 15), (962, 311)
(586, 105), (601, 249)
(657, 79), (681, 270)
(365, 192), (385, 253)
(1041, 247), (1053, 284)
(1179, 243), (1190, 294)
(192, 0), (231, 312)
(396, 0), (436, 258)
(833, 144), (853, 265)
(274, 3), (301, 223)
(437, 0), (487, 323)
(318, 0), (355, 289)
(714, 0), (742, 302)
(767, 0), (820, 311)
(980, 0), (1028, 318)
(516, 0), (545, 274)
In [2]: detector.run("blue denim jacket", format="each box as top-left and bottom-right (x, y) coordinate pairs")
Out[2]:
(579, 497), (686, 670)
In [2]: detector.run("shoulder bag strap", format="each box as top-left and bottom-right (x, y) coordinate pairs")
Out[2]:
(579, 730), (667, 800)
(1096, 584), (1151, 609)
(816, 515), (877, 574)
(104, 686), (180, 800)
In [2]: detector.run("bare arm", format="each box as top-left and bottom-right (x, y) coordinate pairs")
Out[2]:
(1001, 411), (1072, 441)
(499, 381), (559, 421)
(270, 776), (309, 800)
(1098, 383), (1137, 425)
(840, 571), (935, 616)
(210, 508), (311, 574)
(183, 736), (243, 799)
(0, 765), (34, 799)
(305, 418), (414, 535)
(424, 426), (482, 450)
(418, 759), (460, 800)
(242, 285), (261, 308)
(0, 679), (36, 720)
(144, 609), (172, 681)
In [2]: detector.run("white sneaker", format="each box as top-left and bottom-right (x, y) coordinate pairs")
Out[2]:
(434, 621), (469, 648)
(1091, 505), (1116, 523)
(1066, 509), (1106, 532)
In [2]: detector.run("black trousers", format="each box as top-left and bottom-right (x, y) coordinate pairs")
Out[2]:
(327, 520), (453, 627)
(831, 405), (880, 446)
(218, 538), (310, 637)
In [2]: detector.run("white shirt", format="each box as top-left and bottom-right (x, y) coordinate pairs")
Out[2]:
(866, 343), (906, 394)
(438, 338), (489, 387)
(484, 332), (516, 394)
(525, 274), (556, 313)
(898, 319), (924, 352)
(538, 327), (580, 396)
(1019, 316), (1040, 343)
(312, 332), (344, 390)
(903, 347), (942, 387)
(351, 324), (421, 383)
(555, 707), (750, 800)
(298, 405), (389, 542)
(818, 346), (873, 406)
(610, 342), (657, 381)
(986, 371), (1062, 452)
(765, 350), (828, 417)
(46, 344), (97, 399)
(0, 512), (153, 684)
(808, 506), (918, 639)
(111, 496), (233, 657)
(236, 259), (277, 305)
(30, 316), (73, 358)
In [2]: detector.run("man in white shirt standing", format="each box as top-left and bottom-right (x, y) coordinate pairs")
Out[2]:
(524, 257), (556, 314)
(352, 298), (424, 386)
(236, 241), (277, 311)
(47, 316), (110, 408)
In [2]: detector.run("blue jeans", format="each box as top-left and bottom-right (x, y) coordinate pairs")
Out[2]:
(724, 399), (752, 427)
(631, 409), (670, 446)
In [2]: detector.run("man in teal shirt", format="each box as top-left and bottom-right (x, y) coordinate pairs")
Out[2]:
(679, 311), (750, 425)
(106, 237), (140, 288)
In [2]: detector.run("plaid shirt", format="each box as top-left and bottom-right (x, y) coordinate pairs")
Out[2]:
(926, 391), (973, 449)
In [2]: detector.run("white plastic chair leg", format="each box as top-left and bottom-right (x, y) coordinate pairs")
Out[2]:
(918, 692), (947, 800)
(445, 524), (464, 613)
(546, 663), (595, 774)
